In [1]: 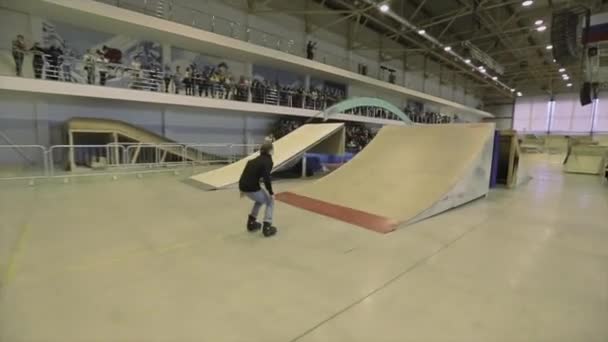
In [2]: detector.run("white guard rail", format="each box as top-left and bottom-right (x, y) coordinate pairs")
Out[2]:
(0, 143), (260, 182)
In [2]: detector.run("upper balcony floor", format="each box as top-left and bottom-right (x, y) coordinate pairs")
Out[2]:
(0, 0), (495, 120)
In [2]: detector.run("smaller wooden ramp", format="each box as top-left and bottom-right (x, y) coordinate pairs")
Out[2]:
(563, 145), (608, 175)
(189, 123), (345, 189)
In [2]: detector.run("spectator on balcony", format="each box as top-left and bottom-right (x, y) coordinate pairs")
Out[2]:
(60, 50), (73, 82)
(306, 41), (317, 60)
(130, 58), (143, 89)
(199, 66), (212, 97)
(96, 50), (109, 86)
(83, 49), (97, 84)
(184, 66), (193, 95)
(163, 65), (172, 93)
(12, 34), (26, 77)
(46, 45), (63, 81)
(150, 65), (162, 92)
(237, 75), (250, 101)
(388, 71), (396, 84)
(173, 65), (182, 94)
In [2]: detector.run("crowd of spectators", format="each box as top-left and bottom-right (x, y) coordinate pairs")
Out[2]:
(10, 34), (347, 111)
(10, 34), (458, 124)
(251, 80), (345, 109)
(405, 109), (453, 124)
(271, 118), (375, 153)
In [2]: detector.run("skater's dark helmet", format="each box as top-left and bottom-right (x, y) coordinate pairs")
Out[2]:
(260, 142), (274, 156)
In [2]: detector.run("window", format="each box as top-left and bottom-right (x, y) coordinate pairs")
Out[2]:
(513, 96), (550, 133)
(513, 94), (599, 134)
(595, 96), (608, 132)
(550, 94), (575, 133)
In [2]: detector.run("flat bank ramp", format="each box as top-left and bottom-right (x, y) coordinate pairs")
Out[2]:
(277, 124), (495, 233)
(189, 123), (345, 189)
(67, 117), (205, 162)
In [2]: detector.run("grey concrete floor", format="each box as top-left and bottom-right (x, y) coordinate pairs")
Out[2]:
(0, 154), (607, 342)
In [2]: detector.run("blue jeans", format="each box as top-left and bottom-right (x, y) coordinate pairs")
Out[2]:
(245, 190), (274, 224)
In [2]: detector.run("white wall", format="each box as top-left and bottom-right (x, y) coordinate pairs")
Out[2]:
(0, 90), (275, 151)
(485, 103), (514, 130)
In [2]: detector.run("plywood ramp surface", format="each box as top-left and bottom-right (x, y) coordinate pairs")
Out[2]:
(189, 123), (345, 189)
(277, 124), (494, 232)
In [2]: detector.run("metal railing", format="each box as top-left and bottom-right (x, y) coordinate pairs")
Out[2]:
(3, 47), (349, 113)
(0, 142), (259, 182)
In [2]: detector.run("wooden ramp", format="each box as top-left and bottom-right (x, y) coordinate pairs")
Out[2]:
(563, 145), (608, 175)
(188, 123), (345, 189)
(277, 124), (495, 233)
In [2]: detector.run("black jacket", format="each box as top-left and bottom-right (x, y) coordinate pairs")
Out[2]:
(239, 154), (274, 195)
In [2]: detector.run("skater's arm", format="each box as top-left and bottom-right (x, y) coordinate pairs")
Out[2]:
(262, 161), (274, 195)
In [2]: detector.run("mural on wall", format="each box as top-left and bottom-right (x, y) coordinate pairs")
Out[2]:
(252, 65), (305, 89)
(11, 20), (162, 87)
(169, 47), (241, 82)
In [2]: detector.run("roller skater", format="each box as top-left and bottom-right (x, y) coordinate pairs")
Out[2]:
(239, 142), (277, 237)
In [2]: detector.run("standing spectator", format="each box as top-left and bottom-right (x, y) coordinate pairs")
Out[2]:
(388, 71), (396, 84)
(61, 54), (72, 82)
(195, 71), (204, 97)
(130, 58), (143, 89)
(46, 45), (63, 81)
(173, 65), (182, 94)
(163, 65), (172, 93)
(96, 50), (109, 86)
(83, 49), (97, 84)
(184, 67), (192, 95)
(12, 34), (26, 77)
(150, 65), (162, 92)
(306, 41), (317, 60)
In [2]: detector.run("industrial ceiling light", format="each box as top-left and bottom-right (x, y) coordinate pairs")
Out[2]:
(535, 19), (544, 26)
(517, 91), (523, 96)
(418, 29), (426, 35)
(537, 25), (547, 32)
(553, 59), (557, 63)
(566, 83), (573, 87)
(379, 3), (390, 12)
(522, 0), (534, 7)
(444, 46), (452, 52)
(492, 76), (498, 80)
(563, 75), (570, 80)
(511, 88), (516, 92)
(559, 68), (566, 73)
(464, 58), (471, 64)
(546, 45), (553, 50)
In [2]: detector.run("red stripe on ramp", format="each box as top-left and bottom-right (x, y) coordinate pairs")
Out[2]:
(276, 192), (399, 234)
